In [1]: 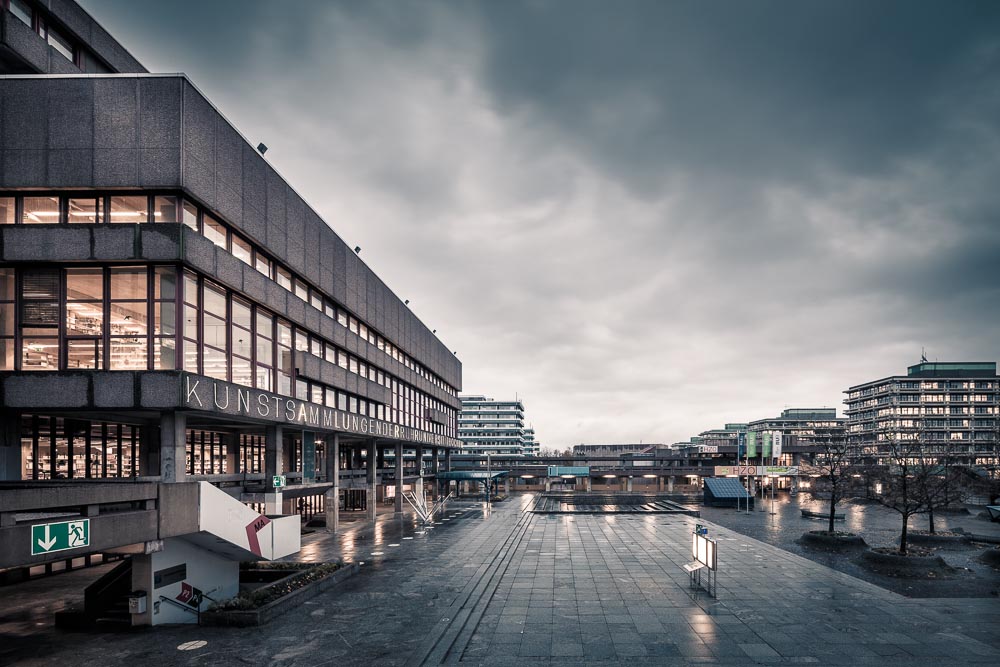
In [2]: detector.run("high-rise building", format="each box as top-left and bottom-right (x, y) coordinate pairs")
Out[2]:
(522, 427), (540, 457)
(0, 0), (462, 625)
(459, 395), (528, 456)
(844, 361), (999, 465)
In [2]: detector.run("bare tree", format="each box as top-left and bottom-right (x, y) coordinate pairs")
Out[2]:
(805, 440), (855, 533)
(869, 435), (933, 555)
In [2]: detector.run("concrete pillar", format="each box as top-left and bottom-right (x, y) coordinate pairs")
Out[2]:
(0, 413), (21, 481)
(626, 477), (633, 492)
(159, 412), (187, 483)
(504, 476), (510, 495)
(325, 435), (340, 533)
(668, 476), (675, 493)
(545, 478), (551, 492)
(265, 425), (284, 515)
(445, 448), (452, 472)
(586, 477), (592, 492)
(377, 444), (385, 471)
(366, 439), (377, 522)
(394, 442), (404, 515)
(415, 446), (423, 477)
(139, 424), (160, 477)
(223, 432), (239, 475)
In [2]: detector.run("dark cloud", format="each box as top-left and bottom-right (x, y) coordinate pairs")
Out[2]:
(81, 0), (1000, 449)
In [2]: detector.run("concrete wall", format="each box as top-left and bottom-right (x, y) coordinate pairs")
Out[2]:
(139, 537), (238, 625)
(0, 2), (146, 75)
(0, 75), (462, 394)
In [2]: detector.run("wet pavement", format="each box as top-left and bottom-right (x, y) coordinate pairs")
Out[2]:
(699, 492), (1000, 598)
(1, 493), (999, 666)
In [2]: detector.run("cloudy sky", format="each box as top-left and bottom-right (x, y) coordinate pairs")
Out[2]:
(84, 0), (1000, 450)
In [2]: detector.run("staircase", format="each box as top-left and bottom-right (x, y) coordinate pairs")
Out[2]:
(54, 558), (133, 630)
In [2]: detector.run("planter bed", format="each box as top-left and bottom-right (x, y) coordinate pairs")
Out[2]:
(201, 563), (358, 627)
(905, 531), (971, 547)
(980, 547), (1000, 568)
(859, 547), (954, 579)
(799, 530), (867, 551)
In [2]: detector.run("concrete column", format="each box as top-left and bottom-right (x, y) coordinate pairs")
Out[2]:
(0, 413), (21, 481)
(445, 448), (452, 472)
(668, 476), (675, 493)
(139, 424), (160, 477)
(159, 412), (187, 483)
(366, 439), (377, 522)
(544, 478), (551, 492)
(415, 446), (424, 477)
(504, 476), (510, 495)
(325, 434), (340, 533)
(394, 442), (404, 515)
(265, 425), (283, 515)
(626, 477), (633, 492)
(223, 432), (239, 474)
(586, 477), (592, 492)
(377, 444), (385, 471)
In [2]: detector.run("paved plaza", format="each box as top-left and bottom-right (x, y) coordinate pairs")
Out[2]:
(2, 493), (999, 666)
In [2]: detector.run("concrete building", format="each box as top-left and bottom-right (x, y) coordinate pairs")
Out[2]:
(458, 395), (526, 456)
(748, 408), (846, 455)
(697, 424), (747, 449)
(522, 427), (540, 457)
(571, 443), (659, 456)
(0, 0), (462, 626)
(845, 361), (999, 465)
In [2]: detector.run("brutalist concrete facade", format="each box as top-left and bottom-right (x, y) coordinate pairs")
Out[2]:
(0, 0), (464, 584)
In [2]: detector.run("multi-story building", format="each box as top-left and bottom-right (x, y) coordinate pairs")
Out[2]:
(522, 427), (540, 457)
(459, 395), (527, 456)
(845, 361), (999, 465)
(697, 423), (747, 449)
(571, 443), (659, 456)
(0, 0), (462, 625)
(748, 409), (846, 452)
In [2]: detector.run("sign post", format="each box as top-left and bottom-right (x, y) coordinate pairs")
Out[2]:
(30, 519), (90, 556)
(272, 475), (286, 489)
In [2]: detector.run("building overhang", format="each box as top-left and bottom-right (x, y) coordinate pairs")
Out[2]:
(0, 371), (463, 449)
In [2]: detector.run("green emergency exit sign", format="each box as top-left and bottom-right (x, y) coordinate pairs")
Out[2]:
(31, 519), (90, 555)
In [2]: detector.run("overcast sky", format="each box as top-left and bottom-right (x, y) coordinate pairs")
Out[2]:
(83, 0), (1000, 450)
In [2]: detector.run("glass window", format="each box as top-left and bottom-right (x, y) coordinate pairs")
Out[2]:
(0, 197), (14, 224)
(203, 346), (227, 381)
(324, 301), (334, 319)
(203, 214), (227, 248)
(359, 323), (368, 340)
(109, 196), (148, 223)
(338, 351), (348, 369)
(153, 196), (179, 222)
(182, 200), (199, 231)
(22, 196), (60, 224)
(294, 328), (308, 352)
(231, 298), (251, 329)
(349, 317), (359, 335)
(0, 268), (14, 371)
(255, 252), (271, 277)
(66, 339), (101, 369)
(110, 267), (147, 301)
(232, 235), (252, 265)
(9, 0), (32, 28)
(337, 310), (347, 327)
(65, 268), (103, 337)
(67, 197), (101, 223)
(48, 26), (75, 62)
(108, 268), (148, 370)
(276, 266), (292, 291)
(293, 279), (309, 301)
(325, 343), (336, 363)
(309, 290), (322, 311)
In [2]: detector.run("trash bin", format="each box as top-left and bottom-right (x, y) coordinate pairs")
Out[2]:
(127, 591), (147, 615)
